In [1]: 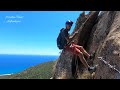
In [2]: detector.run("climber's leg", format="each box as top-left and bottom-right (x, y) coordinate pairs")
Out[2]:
(68, 45), (96, 73)
(79, 46), (90, 58)
(73, 44), (90, 58)
(74, 47), (90, 68)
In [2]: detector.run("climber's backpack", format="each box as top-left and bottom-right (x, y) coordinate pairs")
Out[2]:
(57, 28), (66, 50)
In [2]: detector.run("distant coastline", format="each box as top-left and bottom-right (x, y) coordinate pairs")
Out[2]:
(0, 54), (59, 74)
(0, 73), (13, 76)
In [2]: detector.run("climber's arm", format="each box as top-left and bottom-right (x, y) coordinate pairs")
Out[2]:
(69, 31), (79, 41)
(65, 36), (70, 43)
(64, 30), (79, 44)
(64, 30), (71, 43)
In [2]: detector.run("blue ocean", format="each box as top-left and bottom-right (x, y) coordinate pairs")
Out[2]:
(0, 54), (59, 75)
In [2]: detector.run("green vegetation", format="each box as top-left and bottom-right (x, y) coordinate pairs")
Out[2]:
(0, 61), (56, 79)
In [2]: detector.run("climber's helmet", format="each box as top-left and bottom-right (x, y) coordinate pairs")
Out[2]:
(66, 20), (73, 26)
(66, 20), (73, 31)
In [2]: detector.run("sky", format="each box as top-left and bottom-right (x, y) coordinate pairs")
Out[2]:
(0, 11), (89, 55)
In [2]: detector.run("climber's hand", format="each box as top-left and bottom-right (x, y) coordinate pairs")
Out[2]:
(70, 32), (78, 39)
(69, 36), (72, 39)
(75, 31), (79, 34)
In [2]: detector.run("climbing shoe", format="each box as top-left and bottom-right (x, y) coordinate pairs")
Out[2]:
(88, 66), (97, 73)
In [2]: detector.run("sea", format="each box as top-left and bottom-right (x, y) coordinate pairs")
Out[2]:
(0, 54), (59, 75)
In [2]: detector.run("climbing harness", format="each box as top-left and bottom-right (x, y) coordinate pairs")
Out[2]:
(98, 57), (120, 74)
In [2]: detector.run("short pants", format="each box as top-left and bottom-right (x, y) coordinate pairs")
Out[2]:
(64, 43), (82, 55)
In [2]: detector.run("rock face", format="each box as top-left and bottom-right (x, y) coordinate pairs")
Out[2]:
(53, 11), (120, 79)
(90, 11), (120, 79)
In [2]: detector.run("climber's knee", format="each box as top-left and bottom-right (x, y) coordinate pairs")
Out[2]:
(80, 46), (83, 49)
(79, 46), (84, 50)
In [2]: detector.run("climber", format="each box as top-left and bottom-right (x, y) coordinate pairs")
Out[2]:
(57, 20), (96, 73)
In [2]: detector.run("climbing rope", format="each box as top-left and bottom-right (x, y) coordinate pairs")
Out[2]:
(75, 56), (79, 77)
(98, 57), (120, 74)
